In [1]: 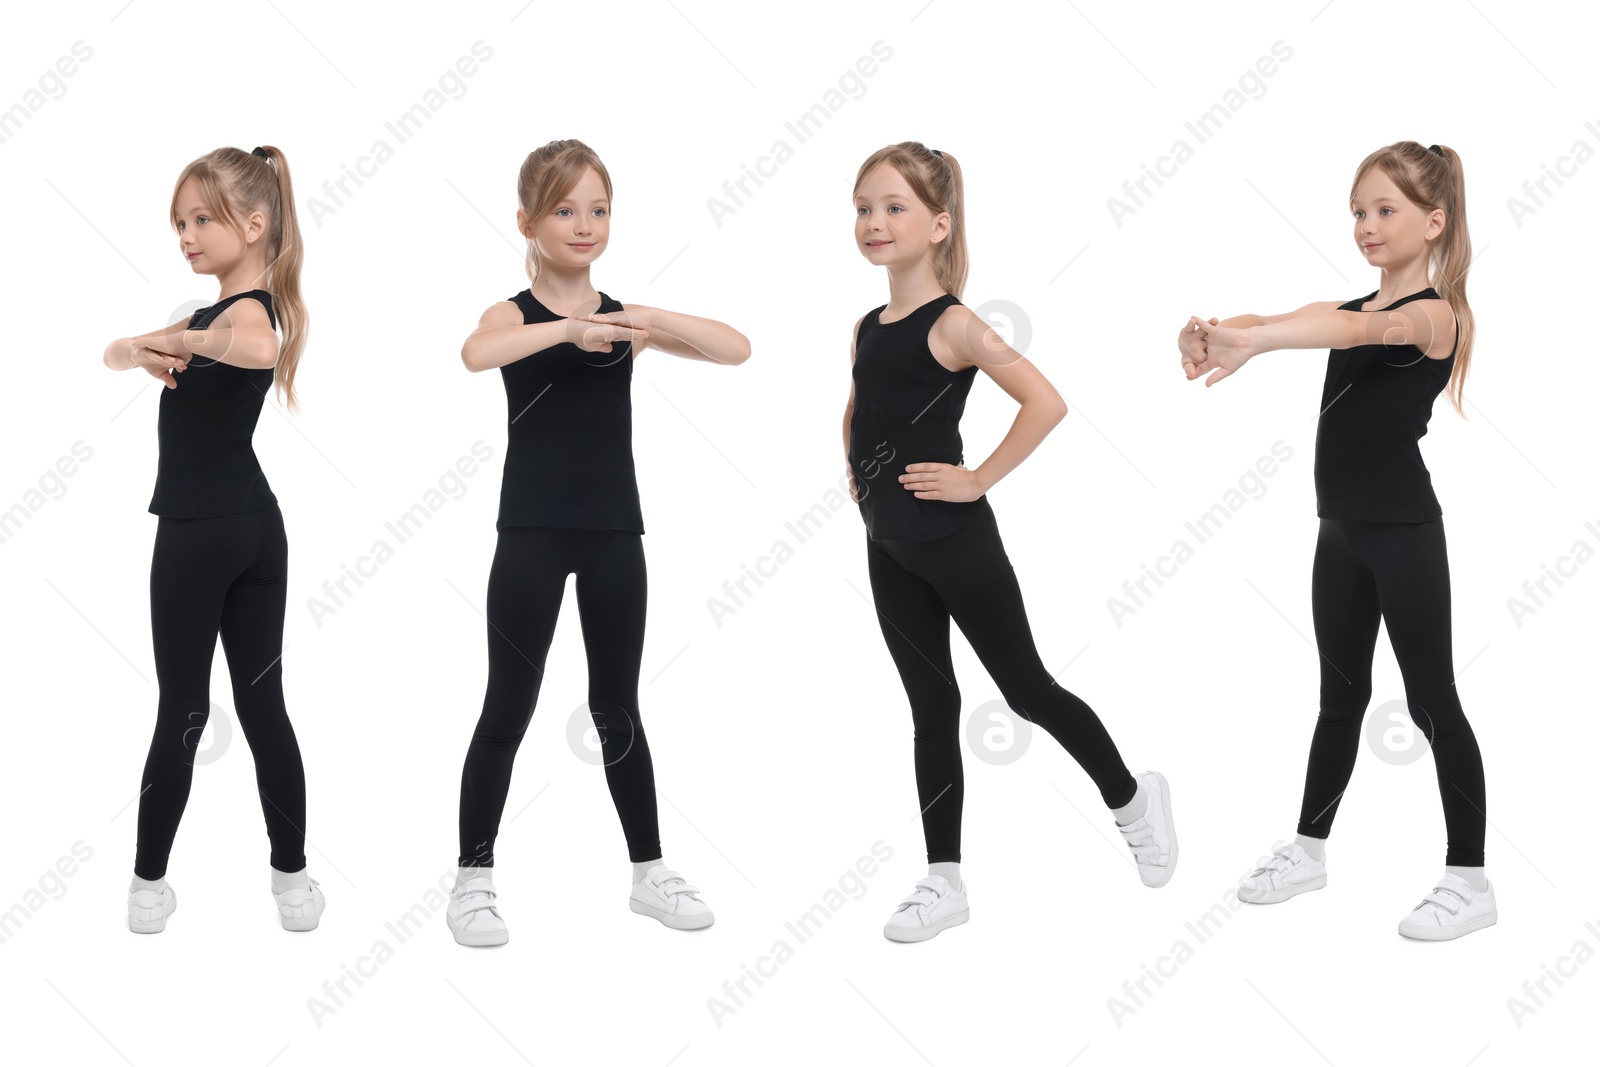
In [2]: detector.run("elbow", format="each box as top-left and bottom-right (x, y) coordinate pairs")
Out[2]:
(732, 334), (752, 365)
(103, 339), (124, 369)
(460, 343), (483, 373)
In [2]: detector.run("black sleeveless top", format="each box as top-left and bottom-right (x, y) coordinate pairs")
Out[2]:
(1313, 287), (1458, 522)
(147, 290), (279, 518)
(496, 289), (644, 533)
(848, 293), (992, 541)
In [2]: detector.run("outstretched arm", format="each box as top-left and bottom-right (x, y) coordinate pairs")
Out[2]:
(1183, 300), (1452, 386)
(586, 305), (750, 365)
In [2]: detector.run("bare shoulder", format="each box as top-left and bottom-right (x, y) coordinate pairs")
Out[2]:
(477, 298), (524, 328)
(928, 302), (982, 372)
(1408, 297), (1458, 360)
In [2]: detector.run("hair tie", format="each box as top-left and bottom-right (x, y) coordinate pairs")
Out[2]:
(1428, 144), (1443, 156)
(252, 146), (269, 159)
(932, 148), (943, 158)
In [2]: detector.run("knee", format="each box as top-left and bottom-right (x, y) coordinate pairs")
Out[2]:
(1318, 678), (1372, 721)
(910, 687), (962, 743)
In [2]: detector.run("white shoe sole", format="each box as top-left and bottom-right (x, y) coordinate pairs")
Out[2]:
(279, 911), (322, 932)
(1138, 770), (1178, 889)
(884, 909), (969, 943)
(1238, 873), (1328, 904)
(129, 889), (176, 934)
(1399, 910), (1497, 941)
(448, 920), (510, 947)
(630, 897), (714, 930)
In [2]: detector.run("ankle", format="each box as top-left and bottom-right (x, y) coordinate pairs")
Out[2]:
(929, 861), (961, 888)
(1445, 864), (1489, 892)
(1111, 782), (1148, 826)
(632, 857), (664, 884)
(1293, 833), (1326, 863)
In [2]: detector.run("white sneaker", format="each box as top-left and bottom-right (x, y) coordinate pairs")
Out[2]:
(273, 872), (326, 932)
(629, 865), (714, 930)
(1238, 842), (1328, 904)
(448, 869), (509, 947)
(1116, 770), (1179, 887)
(1398, 873), (1497, 941)
(128, 880), (177, 934)
(883, 875), (969, 942)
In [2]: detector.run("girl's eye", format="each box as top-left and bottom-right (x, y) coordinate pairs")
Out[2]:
(592, 207), (607, 217)
(887, 205), (902, 214)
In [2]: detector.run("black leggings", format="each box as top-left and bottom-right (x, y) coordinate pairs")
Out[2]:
(458, 526), (660, 867)
(865, 503), (1138, 864)
(136, 504), (306, 880)
(1299, 517), (1486, 866)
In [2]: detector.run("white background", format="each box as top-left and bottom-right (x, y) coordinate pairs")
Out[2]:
(1, 1), (1594, 1064)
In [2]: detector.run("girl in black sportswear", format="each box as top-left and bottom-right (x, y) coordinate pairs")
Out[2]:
(446, 140), (750, 945)
(1180, 141), (1494, 941)
(848, 142), (1179, 944)
(103, 145), (323, 934)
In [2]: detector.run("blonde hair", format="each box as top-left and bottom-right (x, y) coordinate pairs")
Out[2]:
(853, 142), (968, 299)
(516, 139), (613, 285)
(1350, 141), (1474, 415)
(169, 145), (307, 412)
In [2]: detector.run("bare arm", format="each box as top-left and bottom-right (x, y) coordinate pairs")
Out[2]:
(163, 299), (280, 369)
(928, 306), (1067, 495)
(104, 317), (190, 370)
(461, 300), (653, 372)
(845, 314), (863, 500)
(588, 305), (750, 365)
(1186, 300), (1455, 386)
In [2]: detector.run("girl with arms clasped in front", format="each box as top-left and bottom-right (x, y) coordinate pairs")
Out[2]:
(103, 145), (323, 934)
(446, 140), (750, 946)
(847, 142), (1179, 943)
(1180, 141), (1492, 940)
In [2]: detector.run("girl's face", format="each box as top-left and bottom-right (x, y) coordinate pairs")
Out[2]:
(1351, 166), (1443, 267)
(173, 176), (263, 276)
(520, 165), (610, 273)
(853, 162), (948, 270)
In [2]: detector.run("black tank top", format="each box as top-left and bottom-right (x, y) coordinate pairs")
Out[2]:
(496, 289), (644, 533)
(848, 293), (992, 541)
(1313, 287), (1458, 522)
(147, 290), (280, 518)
